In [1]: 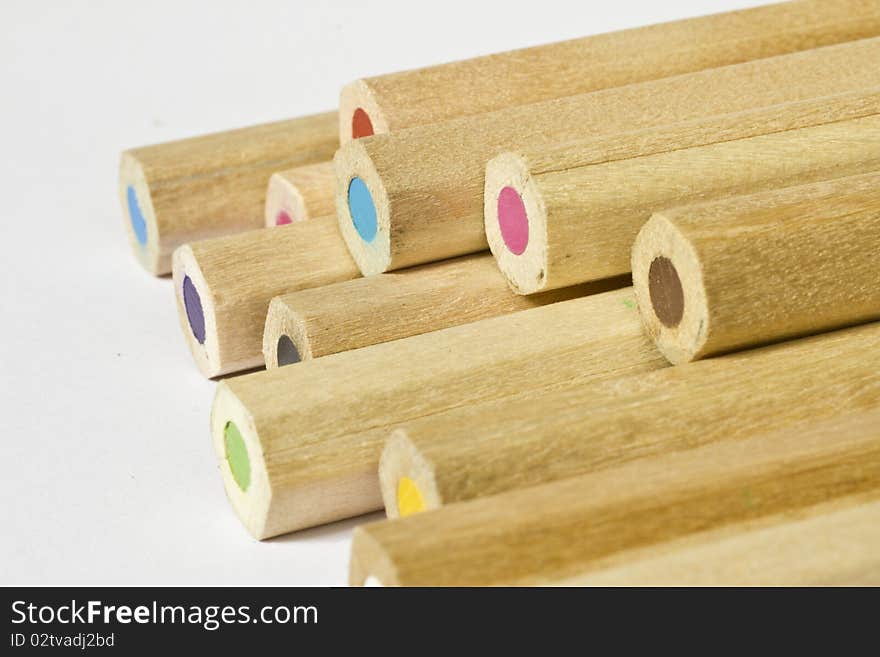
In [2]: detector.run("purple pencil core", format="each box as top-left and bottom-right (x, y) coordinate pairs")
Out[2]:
(183, 275), (206, 344)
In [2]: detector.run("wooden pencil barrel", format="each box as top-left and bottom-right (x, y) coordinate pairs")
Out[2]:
(262, 254), (626, 366)
(355, 407), (880, 586)
(210, 289), (663, 539)
(632, 172), (880, 364)
(264, 162), (335, 227)
(119, 111), (338, 275)
(380, 323), (880, 518)
(334, 40), (880, 276)
(575, 496), (880, 586)
(171, 217), (359, 378)
(339, 0), (880, 143)
(486, 106), (880, 294)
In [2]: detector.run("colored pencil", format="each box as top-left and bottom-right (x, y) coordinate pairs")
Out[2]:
(339, 0), (880, 142)
(119, 111), (337, 275)
(632, 171), (880, 363)
(265, 162), (335, 227)
(172, 217), (358, 377)
(210, 289), (661, 538)
(485, 93), (880, 293)
(354, 408), (880, 586)
(380, 323), (880, 516)
(262, 254), (626, 366)
(334, 41), (880, 275)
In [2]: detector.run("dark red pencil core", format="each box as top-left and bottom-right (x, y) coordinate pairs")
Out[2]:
(352, 108), (374, 139)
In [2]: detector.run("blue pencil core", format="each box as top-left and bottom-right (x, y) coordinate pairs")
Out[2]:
(183, 275), (206, 345)
(126, 185), (148, 245)
(348, 177), (378, 243)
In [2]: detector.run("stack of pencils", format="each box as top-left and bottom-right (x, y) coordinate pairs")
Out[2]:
(118, 0), (880, 586)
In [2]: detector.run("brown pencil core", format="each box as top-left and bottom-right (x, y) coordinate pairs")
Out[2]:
(648, 256), (684, 328)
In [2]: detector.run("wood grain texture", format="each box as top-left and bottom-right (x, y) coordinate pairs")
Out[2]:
(355, 407), (880, 586)
(119, 111), (338, 275)
(338, 0), (880, 143)
(210, 288), (663, 538)
(573, 496), (880, 586)
(633, 172), (880, 364)
(264, 162), (335, 226)
(486, 94), (880, 294)
(334, 39), (880, 275)
(171, 217), (359, 378)
(381, 323), (880, 516)
(262, 254), (627, 365)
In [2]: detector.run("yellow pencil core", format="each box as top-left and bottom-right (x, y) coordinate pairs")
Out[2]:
(397, 477), (426, 517)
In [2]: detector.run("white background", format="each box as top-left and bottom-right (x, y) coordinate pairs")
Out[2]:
(0, 0), (766, 585)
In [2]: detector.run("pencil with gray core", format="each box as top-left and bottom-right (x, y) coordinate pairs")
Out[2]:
(262, 254), (627, 366)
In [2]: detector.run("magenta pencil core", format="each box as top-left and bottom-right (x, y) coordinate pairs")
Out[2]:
(497, 186), (529, 255)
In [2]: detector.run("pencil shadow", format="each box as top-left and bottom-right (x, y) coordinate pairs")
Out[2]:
(211, 365), (265, 381)
(266, 511), (386, 543)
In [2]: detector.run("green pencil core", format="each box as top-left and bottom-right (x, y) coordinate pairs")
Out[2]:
(224, 421), (251, 491)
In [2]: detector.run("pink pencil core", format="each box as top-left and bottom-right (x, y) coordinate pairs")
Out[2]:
(497, 186), (529, 255)
(275, 210), (293, 226)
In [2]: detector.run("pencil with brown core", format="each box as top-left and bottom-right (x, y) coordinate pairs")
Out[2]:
(264, 162), (335, 227)
(262, 254), (628, 367)
(574, 496), (880, 586)
(171, 217), (359, 378)
(119, 111), (338, 275)
(632, 171), (880, 364)
(379, 323), (880, 518)
(485, 93), (880, 294)
(355, 407), (880, 586)
(339, 0), (880, 142)
(334, 40), (880, 276)
(210, 288), (663, 539)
